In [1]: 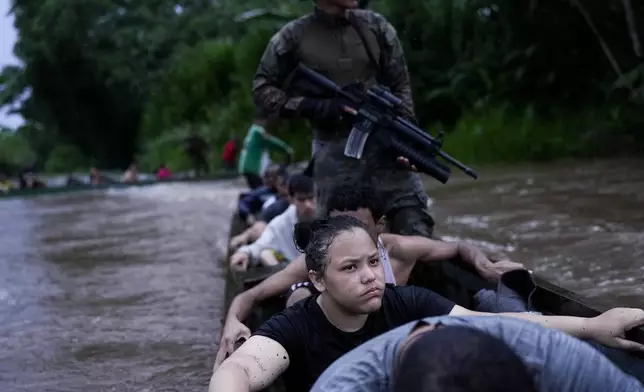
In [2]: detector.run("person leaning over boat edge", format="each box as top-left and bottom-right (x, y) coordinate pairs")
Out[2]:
(252, 0), (436, 240)
(210, 215), (644, 392)
(229, 174), (292, 251)
(214, 184), (524, 366)
(229, 174), (315, 271)
(311, 315), (644, 392)
(229, 197), (290, 251)
(236, 164), (286, 226)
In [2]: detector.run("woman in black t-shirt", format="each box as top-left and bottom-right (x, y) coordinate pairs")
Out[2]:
(209, 215), (644, 392)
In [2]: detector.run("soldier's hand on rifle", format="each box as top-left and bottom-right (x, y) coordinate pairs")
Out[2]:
(298, 97), (354, 122)
(396, 156), (418, 172)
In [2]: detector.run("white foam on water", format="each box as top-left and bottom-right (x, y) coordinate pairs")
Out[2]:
(105, 180), (245, 207)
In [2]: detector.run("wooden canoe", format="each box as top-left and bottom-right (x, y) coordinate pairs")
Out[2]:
(221, 203), (644, 390)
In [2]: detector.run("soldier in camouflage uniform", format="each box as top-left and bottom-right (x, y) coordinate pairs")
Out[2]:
(252, 0), (435, 239)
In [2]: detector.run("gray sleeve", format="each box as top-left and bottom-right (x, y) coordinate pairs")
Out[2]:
(540, 331), (644, 392)
(446, 316), (644, 392)
(311, 355), (386, 392)
(311, 333), (398, 392)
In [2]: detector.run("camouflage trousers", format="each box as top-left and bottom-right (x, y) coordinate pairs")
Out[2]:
(312, 139), (435, 238)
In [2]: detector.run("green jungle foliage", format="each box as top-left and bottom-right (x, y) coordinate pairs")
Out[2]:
(0, 0), (642, 173)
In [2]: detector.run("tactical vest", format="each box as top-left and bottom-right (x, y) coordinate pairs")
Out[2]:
(293, 8), (383, 141)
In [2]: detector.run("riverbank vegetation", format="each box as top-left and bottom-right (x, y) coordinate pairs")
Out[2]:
(0, 0), (642, 173)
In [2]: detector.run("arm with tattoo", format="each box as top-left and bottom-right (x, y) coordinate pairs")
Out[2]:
(210, 336), (290, 392)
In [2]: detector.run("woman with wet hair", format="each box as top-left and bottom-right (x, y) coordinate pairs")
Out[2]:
(209, 216), (644, 392)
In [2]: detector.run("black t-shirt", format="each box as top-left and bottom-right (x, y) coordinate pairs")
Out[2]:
(257, 197), (289, 223)
(253, 284), (455, 392)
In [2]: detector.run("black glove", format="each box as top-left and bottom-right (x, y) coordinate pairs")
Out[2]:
(297, 98), (347, 122)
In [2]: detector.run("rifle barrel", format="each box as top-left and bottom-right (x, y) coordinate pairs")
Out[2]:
(295, 63), (479, 180)
(437, 150), (479, 179)
(296, 64), (342, 95)
(394, 117), (479, 179)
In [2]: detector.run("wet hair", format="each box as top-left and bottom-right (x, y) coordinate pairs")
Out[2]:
(264, 163), (282, 176)
(325, 184), (384, 220)
(294, 215), (371, 274)
(288, 173), (314, 196)
(264, 165), (288, 186)
(393, 326), (537, 392)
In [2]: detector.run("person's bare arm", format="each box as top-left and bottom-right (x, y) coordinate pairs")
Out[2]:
(214, 260), (309, 368)
(247, 222), (267, 243)
(230, 222), (268, 250)
(209, 336), (289, 392)
(237, 223), (280, 262)
(259, 249), (280, 267)
(449, 306), (644, 351)
(227, 255), (309, 322)
(382, 234), (524, 282)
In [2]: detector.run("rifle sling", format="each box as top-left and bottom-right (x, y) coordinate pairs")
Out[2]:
(347, 14), (382, 76)
(305, 15), (383, 179)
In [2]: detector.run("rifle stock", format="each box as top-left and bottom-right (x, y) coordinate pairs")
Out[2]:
(291, 63), (479, 183)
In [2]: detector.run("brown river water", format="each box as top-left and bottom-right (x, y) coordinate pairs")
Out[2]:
(0, 159), (643, 391)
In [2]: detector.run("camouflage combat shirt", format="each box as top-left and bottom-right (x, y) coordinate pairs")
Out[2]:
(252, 7), (428, 212)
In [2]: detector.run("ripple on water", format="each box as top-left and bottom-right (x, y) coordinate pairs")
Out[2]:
(430, 159), (644, 308)
(0, 180), (239, 391)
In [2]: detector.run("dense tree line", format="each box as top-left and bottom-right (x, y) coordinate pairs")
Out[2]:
(0, 0), (642, 173)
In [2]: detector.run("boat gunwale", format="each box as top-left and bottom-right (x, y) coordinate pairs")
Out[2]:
(222, 215), (644, 345)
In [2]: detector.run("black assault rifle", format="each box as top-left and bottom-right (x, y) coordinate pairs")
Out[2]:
(291, 64), (479, 183)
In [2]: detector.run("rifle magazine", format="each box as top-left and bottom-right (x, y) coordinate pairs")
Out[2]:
(344, 126), (371, 159)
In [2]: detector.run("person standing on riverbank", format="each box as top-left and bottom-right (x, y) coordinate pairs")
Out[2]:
(156, 163), (172, 180)
(0, 173), (14, 193)
(184, 127), (209, 177)
(238, 114), (293, 190)
(222, 136), (240, 171)
(89, 167), (103, 185)
(122, 164), (139, 183)
(252, 0), (434, 243)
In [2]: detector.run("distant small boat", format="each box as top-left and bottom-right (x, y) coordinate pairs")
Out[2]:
(0, 171), (239, 199)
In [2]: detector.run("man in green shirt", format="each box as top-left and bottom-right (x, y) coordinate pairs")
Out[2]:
(238, 115), (294, 189)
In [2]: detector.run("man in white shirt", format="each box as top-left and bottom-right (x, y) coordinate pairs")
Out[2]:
(229, 174), (315, 271)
